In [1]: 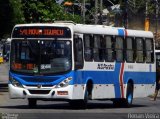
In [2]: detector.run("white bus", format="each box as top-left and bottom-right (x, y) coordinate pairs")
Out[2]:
(8, 22), (156, 108)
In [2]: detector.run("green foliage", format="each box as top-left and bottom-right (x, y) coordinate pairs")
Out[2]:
(22, 0), (81, 23)
(127, 0), (160, 15)
(9, 0), (25, 23)
(0, 0), (24, 38)
(1, 0), (160, 38)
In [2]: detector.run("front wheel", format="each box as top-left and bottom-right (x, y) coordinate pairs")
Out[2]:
(28, 99), (37, 108)
(69, 88), (89, 109)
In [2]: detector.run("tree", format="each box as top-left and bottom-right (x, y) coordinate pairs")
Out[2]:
(9, 0), (25, 24)
(22, 0), (81, 23)
(0, 0), (24, 39)
(0, 1), (12, 38)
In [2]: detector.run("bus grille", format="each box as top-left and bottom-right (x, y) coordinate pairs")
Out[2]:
(25, 85), (54, 87)
(28, 90), (51, 94)
(23, 78), (54, 83)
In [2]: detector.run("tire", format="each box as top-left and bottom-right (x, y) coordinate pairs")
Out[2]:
(28, 99), (37, 108)
(82, 88), (89, 109)
(113, 99), (121, 107)
(69, 88), (88, 109)
(69, 100), (87, 109)
(113, 83), (133, 108)
(125, 83), (133, 107)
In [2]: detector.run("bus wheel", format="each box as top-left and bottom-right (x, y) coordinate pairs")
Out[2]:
(113, 99), (122, 107)
(69, 89), (88, 109)
(28, 99), (37, 108)
(69, 100), (87, 109)
(125, 83), (133, 107)
(82, 88), (89, 109)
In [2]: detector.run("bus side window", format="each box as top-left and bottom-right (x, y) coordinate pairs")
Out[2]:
(115, 37), (124, 62)
(126, 37), (134, 63)
(93, 35), (103, 62)
(145, 38), (154, 63)
(136, 38), (144, 63)
(104, 36), (114, 62)
(84, 34), (93, 61)
(74, 37), (83, 69)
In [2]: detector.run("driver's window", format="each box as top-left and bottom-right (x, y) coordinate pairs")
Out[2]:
(74, 37), (83, 69)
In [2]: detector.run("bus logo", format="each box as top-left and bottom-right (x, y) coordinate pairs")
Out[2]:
(97, 63), (115, 70)
(37, 85), (42, 88)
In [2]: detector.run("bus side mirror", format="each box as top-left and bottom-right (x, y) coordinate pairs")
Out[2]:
(75, 62), (83, 70)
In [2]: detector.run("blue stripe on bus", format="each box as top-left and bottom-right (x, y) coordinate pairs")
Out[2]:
(118, 29), (125, 36)
(10, 71), (155, 84)
(9, 72), (74, 86)
(10, 71), (156, 85)
(76, 71), (155, 84)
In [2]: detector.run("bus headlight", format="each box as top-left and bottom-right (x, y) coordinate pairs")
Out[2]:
(56, 77), (72, 88)
(9, 77), (23, 88)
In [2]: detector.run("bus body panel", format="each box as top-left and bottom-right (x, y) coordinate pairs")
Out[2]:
(9, 83), (74, 100)
(9, 22), (156, 105)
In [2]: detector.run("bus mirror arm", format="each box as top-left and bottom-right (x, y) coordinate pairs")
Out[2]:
(74, 62), (83, 70)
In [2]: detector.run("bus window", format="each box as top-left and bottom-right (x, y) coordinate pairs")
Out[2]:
(21, 47), (30, 60)
(126, 37), (134, 63)
(104, 36), (114, 62)
(84, 34), (93, 61)
(11, 40), (72, 74)
(115, 37), (124, 62)
(74, 37), (83, 69)
(136, 38), (144, 63)
(145, 38), (154, 63)
(93, 35), (103, 62)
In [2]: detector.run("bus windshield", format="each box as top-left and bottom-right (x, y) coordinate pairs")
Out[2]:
(10, 39), (72, 75)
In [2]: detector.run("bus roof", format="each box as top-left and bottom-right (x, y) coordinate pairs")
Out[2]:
(74, 24), (153, 38)
(13, 22), (154, 38)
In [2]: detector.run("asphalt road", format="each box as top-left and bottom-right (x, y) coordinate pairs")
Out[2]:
(0, 87), (160, 119)
(1, 63), (160, 119)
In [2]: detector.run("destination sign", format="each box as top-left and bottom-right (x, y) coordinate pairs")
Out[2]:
(12, 26), (71, 38)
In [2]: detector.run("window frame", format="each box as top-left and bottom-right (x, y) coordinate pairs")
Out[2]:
(135, 37), (145, 63)
(93, 34), (104, 62)
(145, 38), (154, 63)
(84, 34), (93, 62)
(125, 37), (135, 63)
(103, 35), (115, 62)
(74, 36), (84, 69)
(115, 36), (124, 62)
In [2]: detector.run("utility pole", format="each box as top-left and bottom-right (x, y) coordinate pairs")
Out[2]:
(124, 0), (128, 29)
(95, 0), (98, 24)
(145, 0), (149, 31)
(155, 0), (159, 45)
(82, 0), (85, 24)
(99, 0), (103, 24)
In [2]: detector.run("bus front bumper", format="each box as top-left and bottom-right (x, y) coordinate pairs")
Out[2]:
(8, 84), (73, 100)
